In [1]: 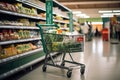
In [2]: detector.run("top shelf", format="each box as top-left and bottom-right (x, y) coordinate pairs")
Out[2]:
(53, 0), (71, 12)
(16, 0), (46, 12)
(15, 0), (71, 19)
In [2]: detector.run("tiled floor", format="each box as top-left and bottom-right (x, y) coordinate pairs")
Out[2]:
(17, 38), (120, 80)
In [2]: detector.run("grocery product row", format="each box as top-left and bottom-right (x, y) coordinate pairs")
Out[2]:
(0, 29), (39, 41)
(0, 1), (70, 23)
(0, 41), (42, 59)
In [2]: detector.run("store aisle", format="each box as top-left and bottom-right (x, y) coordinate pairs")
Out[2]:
(18, 38), (120, 80)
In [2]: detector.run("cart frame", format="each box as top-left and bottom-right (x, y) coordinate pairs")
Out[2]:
(37, 24), (85, 78)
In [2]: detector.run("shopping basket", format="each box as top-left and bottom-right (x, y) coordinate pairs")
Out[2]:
(37, 24), (85, 78)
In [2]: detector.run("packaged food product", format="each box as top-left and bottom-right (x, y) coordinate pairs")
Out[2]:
(2, 30), (10, 40)
(0, 33), (4, 41)
(16, 44), (23, 54)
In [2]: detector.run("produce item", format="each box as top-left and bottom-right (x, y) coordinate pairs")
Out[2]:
(30, 21), (36, 26)
(11, 44), (17, 55)
(18, 30), (24, 39)
(2, 29), (10, 40)
(55, 15), (63, 20)
(0, 46), (5, 59)
(0, 2), (8, 10)
(16, 44), (23, 54)
(0, 33), (4, 41)
(29, 43), (37, 50)
(3, 45), (12, 57)
(13, 31), (20, 39)
(18, 19), (30, 26)
(31, 8), (37, 16)
(15, 3), (24, 13)
(38, 13), (46, 18)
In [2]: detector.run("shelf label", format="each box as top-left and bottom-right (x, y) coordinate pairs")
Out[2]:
(46, 0), (53, 24)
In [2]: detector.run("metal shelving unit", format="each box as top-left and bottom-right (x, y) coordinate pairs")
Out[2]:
(0, 0), (74, 79)
(16, 0), (46, 11)
(0, 48), (43, 65)
(0, 51), (58, 80)
(0, 10), (40, 20)
(0, 25), (39, 29)
(0, 37), (41, 45)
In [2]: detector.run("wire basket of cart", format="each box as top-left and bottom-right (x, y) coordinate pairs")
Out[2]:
(37, 24), (85, 78)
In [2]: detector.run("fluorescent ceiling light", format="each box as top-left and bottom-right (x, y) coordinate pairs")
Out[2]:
(103, 13), (114, 15)
(103, 13), (120, 15)
(84, 16), (90, 18)
(98, 10), (112, 13)
(92, 22), (103, 24)
(113, 10), (120, 12)
(73, 11), (81, 14)
(101, 15), (113, 17)
(76, 14), (86, 16)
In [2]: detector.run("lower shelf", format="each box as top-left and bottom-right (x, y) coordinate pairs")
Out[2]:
(0, 51), (58, 80)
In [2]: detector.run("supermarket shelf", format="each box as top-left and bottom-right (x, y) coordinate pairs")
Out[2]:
(0, 10), (44, 20)
(53, 0), (71, 12)
(0, 52), (59, 80)
(16, 0), (69, 20)
(16, 0), (46, 11)
(54, 20), (69, 24)
(0, 25), (39, 29)
(0, 38), (41, 45)
(0, 48), (43, 65)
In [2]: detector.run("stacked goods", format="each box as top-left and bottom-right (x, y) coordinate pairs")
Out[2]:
(0, 44), (17, 59)
(0, 29), (19, 41)
(0, 43), (38, 59)
(0, 29), (39, 41)
(0, 19), (36, 26)
(15, 3), (37, 16)
(0, 2), (17, 12)
(0, 2), (38, 16)
(54, 15), (63, 20)
(38, 13), (46, 18)
(15, 43), (37, 54)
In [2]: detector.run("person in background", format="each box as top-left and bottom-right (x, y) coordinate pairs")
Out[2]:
(115, 22), (120, 40)
(95, 27), (99, 37)
(86, 21), (93, 41)
(80, 23), (89, 41)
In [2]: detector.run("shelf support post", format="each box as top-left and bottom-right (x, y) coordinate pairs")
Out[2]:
(68, 12), (73, 32)
(46, 0), (53, 24)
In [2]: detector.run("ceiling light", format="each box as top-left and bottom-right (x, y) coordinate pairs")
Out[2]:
(92, 22), (103, 24)
(98, 10), (112, 13)
(84, 16), (90, 18)
(101, 15), (113, 17)
(103, 13), (114, 15)
(73, 11), (81, 14)
(76, 14), (86, 16)
(113, 10), (120, 13)
(103, 13), (120, 16)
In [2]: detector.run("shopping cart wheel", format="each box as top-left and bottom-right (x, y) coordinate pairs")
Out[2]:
(42, 65), (47, 72)
(80, 68), (85, 75)
(67, 70), (72, 78)
(80, 65), (85, 75)
(61, 62), (65, 66)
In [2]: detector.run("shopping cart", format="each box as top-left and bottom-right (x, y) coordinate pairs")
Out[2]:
(37, 24), (85, 78)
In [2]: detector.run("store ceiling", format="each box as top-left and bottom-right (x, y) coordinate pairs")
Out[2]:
(57, 0), (120, 18)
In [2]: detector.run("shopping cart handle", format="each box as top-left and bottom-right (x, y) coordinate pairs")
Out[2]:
(37, 24), (59, 28)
